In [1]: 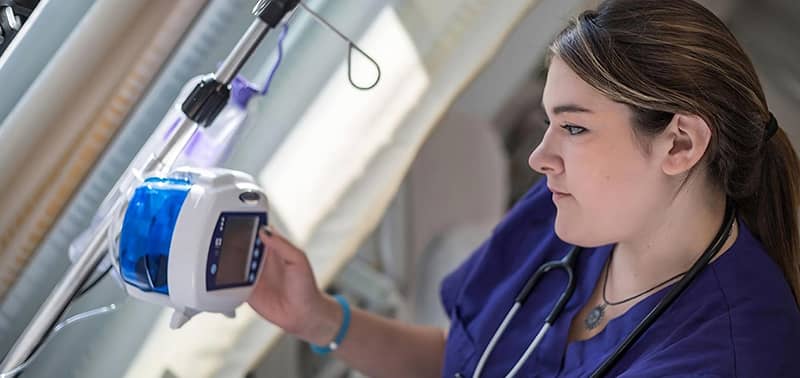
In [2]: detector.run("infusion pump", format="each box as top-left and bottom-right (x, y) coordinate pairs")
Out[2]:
(117, 167), (268, 328)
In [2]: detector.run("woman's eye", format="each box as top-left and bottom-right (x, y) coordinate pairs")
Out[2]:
(561, 124), (586, 135)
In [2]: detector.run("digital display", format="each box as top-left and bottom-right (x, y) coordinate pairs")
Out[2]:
(215, 216), (259, 286)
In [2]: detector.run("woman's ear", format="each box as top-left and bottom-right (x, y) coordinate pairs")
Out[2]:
(659, 113), (712, 176)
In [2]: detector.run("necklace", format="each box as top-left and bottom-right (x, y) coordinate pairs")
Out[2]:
(584, 253), (688, 330)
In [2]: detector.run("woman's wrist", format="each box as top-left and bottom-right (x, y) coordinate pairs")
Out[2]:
(300, 294), (343, 346)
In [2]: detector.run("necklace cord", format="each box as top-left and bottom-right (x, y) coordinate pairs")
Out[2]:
(590, 199), (737, 377)
(601, 253), (688, 307)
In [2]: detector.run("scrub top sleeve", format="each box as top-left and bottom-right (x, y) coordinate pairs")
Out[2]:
(439, 179), (550, 319)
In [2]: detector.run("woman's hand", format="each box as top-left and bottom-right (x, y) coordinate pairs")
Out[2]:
(248, 226), (341, 345)
(250, 226), (447, 377)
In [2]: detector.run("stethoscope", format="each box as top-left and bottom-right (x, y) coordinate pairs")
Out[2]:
(468, 200), (736, 378)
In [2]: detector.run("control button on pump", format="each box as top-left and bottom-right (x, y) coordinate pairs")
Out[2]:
(239, 191), (260, 204)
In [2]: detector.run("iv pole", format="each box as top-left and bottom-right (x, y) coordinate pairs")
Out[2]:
(0, 0), (300, 374)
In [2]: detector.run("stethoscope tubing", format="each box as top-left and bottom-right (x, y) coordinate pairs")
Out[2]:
(472, 302), (520, 378)
(507, 322), (551, 377)
(589, 199), (736, 377)
(471, 199), (736, 378)
(473, 246), (580, 378)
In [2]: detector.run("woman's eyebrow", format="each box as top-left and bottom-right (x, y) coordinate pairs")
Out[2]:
(541, 102), (594, 115)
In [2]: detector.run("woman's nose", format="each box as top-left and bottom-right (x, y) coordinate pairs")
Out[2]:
(528, 132), (563, 175)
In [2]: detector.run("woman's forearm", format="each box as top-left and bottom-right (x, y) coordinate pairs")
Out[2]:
(307, 295), (446, 378)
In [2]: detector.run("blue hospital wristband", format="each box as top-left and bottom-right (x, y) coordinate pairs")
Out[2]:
(310, 294), (351, 355)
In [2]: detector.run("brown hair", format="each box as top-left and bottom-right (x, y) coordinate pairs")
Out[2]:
(550, 0), (800, 303)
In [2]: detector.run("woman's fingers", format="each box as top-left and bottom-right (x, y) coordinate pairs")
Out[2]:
(258, 225), (306, 266)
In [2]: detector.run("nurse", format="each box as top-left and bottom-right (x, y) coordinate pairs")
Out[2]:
(248, 0), (800, 376)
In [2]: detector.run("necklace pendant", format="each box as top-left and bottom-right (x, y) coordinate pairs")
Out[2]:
(584, 303), (606, 330)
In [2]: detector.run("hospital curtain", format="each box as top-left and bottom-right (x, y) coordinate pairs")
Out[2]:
(0, 0), (206, 299)
(0, 0), (207, 374)
(0, 1), (341, 376)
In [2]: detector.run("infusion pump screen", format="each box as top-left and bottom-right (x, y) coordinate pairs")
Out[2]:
(216, 216), (259, 286)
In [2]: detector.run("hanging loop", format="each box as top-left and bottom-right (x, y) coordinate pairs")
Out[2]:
(298, 1), (381, 90)
(347, 42), (381, 90)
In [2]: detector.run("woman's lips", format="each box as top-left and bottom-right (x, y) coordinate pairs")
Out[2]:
(549, 188), (571, 201)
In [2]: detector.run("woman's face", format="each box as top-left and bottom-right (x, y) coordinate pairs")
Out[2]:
(529, 56), (672, 247)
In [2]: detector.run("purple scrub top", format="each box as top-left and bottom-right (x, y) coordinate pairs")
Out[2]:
(440, 178), (800, 377)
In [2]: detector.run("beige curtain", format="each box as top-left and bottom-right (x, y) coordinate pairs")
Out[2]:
(0, 0), (207, 299)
